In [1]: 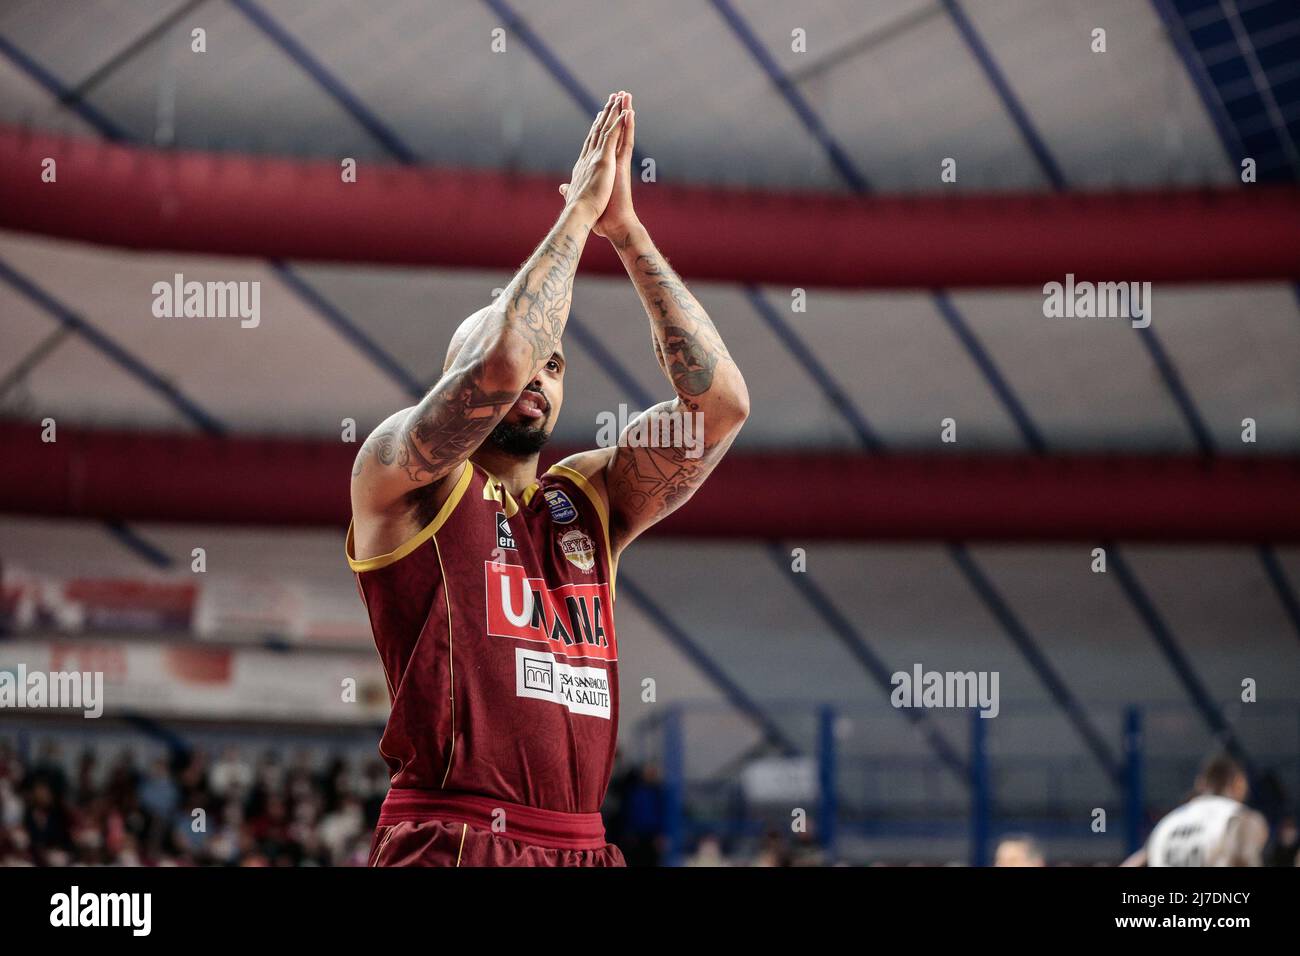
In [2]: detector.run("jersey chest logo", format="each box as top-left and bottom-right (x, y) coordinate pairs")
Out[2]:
(484, 561), (616, 661)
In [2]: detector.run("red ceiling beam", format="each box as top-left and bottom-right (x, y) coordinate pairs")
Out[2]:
(3, 421), (1299, 542)
(1, 126), (1298, 287)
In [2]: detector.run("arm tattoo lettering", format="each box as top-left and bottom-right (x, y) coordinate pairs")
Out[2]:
(508, 231), (582, 367)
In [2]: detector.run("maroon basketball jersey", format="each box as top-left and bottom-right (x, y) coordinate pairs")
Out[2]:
(347, 460), (619, 813)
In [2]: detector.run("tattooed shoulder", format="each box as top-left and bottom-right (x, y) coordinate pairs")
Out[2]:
(605, 407), (735, 552)
(352, 421), (401, 477)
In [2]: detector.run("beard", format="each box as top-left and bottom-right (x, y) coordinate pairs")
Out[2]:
(485, 417), (550, 457)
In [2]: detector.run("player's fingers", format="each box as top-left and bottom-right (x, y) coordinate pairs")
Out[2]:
(594, 92), (623, 141)
(618, 108), (635, 160)
(598, 110), (629, 153)
(581, 113), (601, 157)
(599, 96), (625, 140)
(583, 94), (617, 155)
(580, 106), (604, 157)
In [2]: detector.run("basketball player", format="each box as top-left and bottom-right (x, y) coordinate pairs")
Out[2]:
(1121, 753), (1268, 867)
(347, 92), (749, 866)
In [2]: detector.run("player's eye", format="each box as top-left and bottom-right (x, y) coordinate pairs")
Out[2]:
(547, 360), (561, 373)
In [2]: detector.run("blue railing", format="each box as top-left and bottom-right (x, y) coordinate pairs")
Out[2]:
(632, 699), (1300, 865)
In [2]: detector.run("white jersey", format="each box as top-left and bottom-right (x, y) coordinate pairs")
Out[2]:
(1146, 794), (1244, 867)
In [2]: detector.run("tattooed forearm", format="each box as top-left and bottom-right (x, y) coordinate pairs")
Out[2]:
(660, 324), (718, 397)
(398, 361), (519, 483)
(595, 227), (749, 554)
(351, 344), (519, 486)
(353, 208), (595, 505)
(505, 228), (584, 369)
(395, 220), (586, 478)
(622, 245), (737, 412)
(651, 329), (668, 377)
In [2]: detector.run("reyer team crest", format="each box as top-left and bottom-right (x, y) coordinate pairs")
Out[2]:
(558, 527), (595, 572)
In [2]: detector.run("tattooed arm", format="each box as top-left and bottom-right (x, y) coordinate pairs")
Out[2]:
(597, 231), (749, 557)
(554, 96), (748, 559)
(350, 95), (629, 543)
(555, 234), (748, 559)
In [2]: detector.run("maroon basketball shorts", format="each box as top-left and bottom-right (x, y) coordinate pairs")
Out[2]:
(369, 789), (625, 867)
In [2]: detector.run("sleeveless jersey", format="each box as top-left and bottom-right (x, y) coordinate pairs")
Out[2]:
(1146, 794), (1244, 866)
(346, 460), (619, 814)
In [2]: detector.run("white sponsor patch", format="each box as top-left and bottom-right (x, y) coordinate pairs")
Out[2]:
(515, 647), (611, 719)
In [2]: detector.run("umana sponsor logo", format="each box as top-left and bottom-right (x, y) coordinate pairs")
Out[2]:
(484, 561), (616, 661)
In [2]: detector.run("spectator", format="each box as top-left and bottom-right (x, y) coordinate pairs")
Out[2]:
(684, 834), (729, 867)
(994, 834), (1046, 867)
(23, 779), (71, 864)
(210, 746), (254, 798)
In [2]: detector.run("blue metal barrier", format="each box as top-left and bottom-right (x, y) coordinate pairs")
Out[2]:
(655, 699), (1298, 865)
(818, 706), (838, 853)
(1124, 707), (1146, 855)
(663, 706), (686, 867)
(970, 709), (990, 866)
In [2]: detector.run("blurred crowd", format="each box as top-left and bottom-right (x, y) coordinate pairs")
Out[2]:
(0, 736), (818, 867)
(0, 739), (386, 866)
(0, 736), (694, 867)
(7, 735), (1290, 867)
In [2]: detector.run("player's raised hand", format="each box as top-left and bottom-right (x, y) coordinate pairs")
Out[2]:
(560, 93), (629, 223)
(590, 91), (637, 241)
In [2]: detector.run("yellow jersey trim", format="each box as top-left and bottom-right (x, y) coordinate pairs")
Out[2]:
(481, 471), (520, 518)
(522, 481), (540, 506)
(345, 461), (473, 572)
(433, 533), (457, 789)
(545, 463), (617, 600)
(455, 822), (468, 867)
